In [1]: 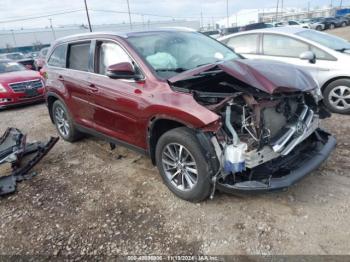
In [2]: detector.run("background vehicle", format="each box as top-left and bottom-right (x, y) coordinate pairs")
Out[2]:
(318, 17), (343, 29)
(301, 18), (325, 31)
(34, 47), (49, 71)
(201, 30), (221, 39)
(334, 16), (349, 27)
(240, 22), (272, 32)
(0, 59), (45, 108)
(219, 27), (350, 113)
(0, 52), (35, 70)
(44, 30), (335, 202)
(286, 20), (311, 29)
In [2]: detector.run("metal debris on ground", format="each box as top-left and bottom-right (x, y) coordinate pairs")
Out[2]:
(0, 127), (59, 196)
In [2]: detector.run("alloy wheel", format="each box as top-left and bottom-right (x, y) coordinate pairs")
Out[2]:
(161, 143), (198, 191)
(54, 106), (70, 137)
(328, 86), (350, 111)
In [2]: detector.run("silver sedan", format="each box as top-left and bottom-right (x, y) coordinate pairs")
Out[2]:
(219, 27), (350, 114)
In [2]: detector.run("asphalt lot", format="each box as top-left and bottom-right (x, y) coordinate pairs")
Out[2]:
(1, 27), (350, 257)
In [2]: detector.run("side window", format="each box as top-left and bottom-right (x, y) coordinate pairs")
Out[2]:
(226, 34), (258, 54)
(47, 45), (67, 68)
(67, 42), (91, 72)
(96, 42), (132, 75)
(310, 46), (335, 60)
(289, 21), (298, 25)
(263, 34), (309, 57)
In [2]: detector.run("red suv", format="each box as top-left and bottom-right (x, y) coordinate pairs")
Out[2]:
(44, 29), (336, 202)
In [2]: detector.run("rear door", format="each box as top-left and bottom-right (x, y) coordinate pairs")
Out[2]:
(88, 40), (147, 147)
(258, 33), (336, 81)
(64, 41), (95, 128)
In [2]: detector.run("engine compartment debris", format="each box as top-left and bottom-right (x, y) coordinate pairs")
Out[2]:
(0, 128), (59, 196)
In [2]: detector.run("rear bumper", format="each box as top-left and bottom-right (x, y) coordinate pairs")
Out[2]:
(217, 129), (336, 193)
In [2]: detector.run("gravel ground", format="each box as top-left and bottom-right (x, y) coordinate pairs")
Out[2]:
(1, 28), (350, 257)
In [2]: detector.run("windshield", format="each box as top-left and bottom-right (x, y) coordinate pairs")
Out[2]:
(297, 30), (350, 51)
(0, 61), (26, 73)
(127, 31), (239, 78)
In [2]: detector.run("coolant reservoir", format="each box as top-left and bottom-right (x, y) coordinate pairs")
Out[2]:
(224, 142), (248, 174)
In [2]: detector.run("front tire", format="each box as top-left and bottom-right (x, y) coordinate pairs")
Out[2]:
(52, 100), (83, 142)
(323, 79), (350, 114)
(316, 25), (322, 31)
(155, 127), (212, 202)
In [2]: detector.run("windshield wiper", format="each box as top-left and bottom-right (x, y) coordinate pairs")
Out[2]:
(335, 48), (350, 52)
(155, 67), (188, 73)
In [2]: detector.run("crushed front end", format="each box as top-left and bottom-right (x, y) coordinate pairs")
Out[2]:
(170, 60), (336, 193)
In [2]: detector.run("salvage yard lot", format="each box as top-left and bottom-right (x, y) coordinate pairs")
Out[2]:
(1, 28), (350, 256)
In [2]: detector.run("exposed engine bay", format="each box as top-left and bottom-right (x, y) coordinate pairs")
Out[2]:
(170, 64), (335, 192)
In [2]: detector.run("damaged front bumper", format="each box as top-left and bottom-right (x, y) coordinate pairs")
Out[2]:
(216, 129), (336, 193)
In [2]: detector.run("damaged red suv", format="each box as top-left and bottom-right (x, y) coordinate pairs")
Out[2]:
(44, 29), (336, 202)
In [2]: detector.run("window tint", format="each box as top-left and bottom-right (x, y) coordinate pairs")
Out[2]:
(289, 21), (298, 25)
(263, 34), (309, 57)
(48, 45), (67, 68)
(97, 42), (132, 75)
(226, 34), (258, 54)
(310, 46), (334, 60)
(68, 42), (90, 72)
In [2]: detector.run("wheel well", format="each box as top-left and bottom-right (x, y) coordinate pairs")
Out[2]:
(47, 95), (58, 123)
(321, 77), (350, 92)
(148, 119), (185, 165)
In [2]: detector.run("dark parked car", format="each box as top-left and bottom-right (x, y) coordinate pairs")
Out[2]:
(0, 59), (45, 108)
(334, 16), (350, 26)
(315, 17), (343, 29)
(240, 22), (272, 32)
(43, 29), (336, 202)
(0, 52), (35, 70)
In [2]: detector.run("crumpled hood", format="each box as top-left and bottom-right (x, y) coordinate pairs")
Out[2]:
(168, 59), (318, 94)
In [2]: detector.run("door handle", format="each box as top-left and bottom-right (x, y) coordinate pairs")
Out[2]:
(58, 75), (64, 80)
(88, 84), (99, 93)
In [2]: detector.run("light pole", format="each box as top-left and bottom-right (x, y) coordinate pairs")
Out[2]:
(126, 0), (132, 30)
(275, 0), (279, 22)
(84, 0), (92, 32)
(226, 0), (229, 28)
(10, 29), (17, 48)
(49, 18), (56, 40)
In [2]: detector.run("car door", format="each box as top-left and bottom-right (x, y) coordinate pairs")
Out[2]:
(63, 41), (95, 128)
(222, 33), (261, 60)
(88, 40), (146, 147)
(257, 33), (335, 82)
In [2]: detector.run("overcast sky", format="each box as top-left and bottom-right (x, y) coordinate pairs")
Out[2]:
(0, 0), (347, 30)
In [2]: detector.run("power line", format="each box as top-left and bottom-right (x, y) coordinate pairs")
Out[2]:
(0, 9), (84, 24)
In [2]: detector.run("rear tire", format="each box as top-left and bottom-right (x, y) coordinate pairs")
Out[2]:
(52, 100), (83, 142)
(323, 79), (350, 114)
(329, 23), (335, 30)
(155, 127), (212, 202)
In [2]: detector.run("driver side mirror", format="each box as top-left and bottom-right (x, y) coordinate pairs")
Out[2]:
(106, 62), (141, 80)
(299, 51), (316, 64)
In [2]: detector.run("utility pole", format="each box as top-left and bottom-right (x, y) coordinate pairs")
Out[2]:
(49, 18), (56, 40)
(340, 0), (343, 8)
(126, 0), (132, 30)
(84, 0), (92, 32)
(10, 29), (17, 48)
(307, 1), (310, 18)
(226, 0), (229, 28)
(200, 10), (203, 30)
(275, 0), (279, 22)
(281, 0), (284, 20)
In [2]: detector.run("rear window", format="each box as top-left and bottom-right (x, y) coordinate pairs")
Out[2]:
(67, 42), (91, 72)
(48, 44), (67, 68)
